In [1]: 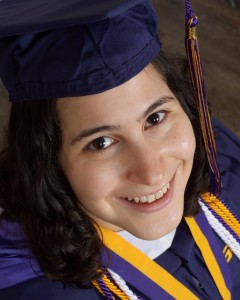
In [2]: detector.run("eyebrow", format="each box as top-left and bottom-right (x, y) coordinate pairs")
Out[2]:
(71, 95), (175, 145)
(71, 125), (120, 145)
(137, 96), (175, 122)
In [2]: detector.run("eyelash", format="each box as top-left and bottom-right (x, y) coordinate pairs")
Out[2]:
(84, 110), (167, 154)
(144, 110), (166, 129)
(84, 136), (117, 154)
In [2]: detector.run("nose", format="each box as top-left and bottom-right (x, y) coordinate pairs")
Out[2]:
(126, 143), (164, 186)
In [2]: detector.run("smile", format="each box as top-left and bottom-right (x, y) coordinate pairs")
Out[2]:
(126, 182), (170, 204)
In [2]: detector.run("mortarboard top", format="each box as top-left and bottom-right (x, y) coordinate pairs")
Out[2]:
(0, 0), (144, 38)
(0, 0), (161, 102)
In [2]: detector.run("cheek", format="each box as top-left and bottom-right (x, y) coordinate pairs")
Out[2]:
(179, 131), (196, 160)
(170, 119), (196, 161)
(63, 160), (119, 201)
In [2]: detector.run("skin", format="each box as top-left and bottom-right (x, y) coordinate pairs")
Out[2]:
(57, 66), (196, 240)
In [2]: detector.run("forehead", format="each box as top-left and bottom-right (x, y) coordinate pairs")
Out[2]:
(56, 66), (172, 123)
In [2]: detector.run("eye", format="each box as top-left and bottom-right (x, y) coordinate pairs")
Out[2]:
(145, 111), (165, 128)
(86, 136), (115, 151)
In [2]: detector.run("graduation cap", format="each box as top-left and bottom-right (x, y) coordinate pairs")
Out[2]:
(0, 0), (221, 196)
(0, 0), (161, 102)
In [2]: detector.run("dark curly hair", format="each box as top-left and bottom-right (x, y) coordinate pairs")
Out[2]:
(0, 51), (209, 287)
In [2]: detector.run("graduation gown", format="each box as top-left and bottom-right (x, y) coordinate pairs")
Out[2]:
(0, 118), (240, 299)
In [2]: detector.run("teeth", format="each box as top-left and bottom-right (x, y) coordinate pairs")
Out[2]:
(139, 196), (147, 203)
(134, 197), (140, 203)
(155, 190), (163, 200)
(127, 182), (170, 204)
(147, 194), (155, 203)
(162, 186), (167, 194)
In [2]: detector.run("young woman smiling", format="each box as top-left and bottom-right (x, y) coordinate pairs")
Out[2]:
(0, 1), (239, 299)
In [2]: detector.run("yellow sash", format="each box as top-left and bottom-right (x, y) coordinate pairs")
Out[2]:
(100, 216), (231, 300)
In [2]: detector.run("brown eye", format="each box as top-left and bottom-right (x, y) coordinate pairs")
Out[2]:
(88, 137), (114, 151)
(146, 111), (165, 127)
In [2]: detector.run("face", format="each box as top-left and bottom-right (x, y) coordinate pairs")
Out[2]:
(57, 66), (196, 240)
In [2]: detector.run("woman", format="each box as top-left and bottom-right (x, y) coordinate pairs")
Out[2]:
(0, 0), (239, 299)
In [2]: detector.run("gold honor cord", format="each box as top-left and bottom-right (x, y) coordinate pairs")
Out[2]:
(201, 192), (240, 237)
(92, 272), (129, 300)
(100, 219), (231, 300)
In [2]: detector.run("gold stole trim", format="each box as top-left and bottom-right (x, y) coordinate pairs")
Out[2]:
(100, 217), (231, 300)
(185, 217), (231, 300)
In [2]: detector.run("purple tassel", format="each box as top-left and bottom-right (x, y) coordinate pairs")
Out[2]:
(185, 0), (221, 196)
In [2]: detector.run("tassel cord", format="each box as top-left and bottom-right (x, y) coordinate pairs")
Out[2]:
(185, 15), (221, 196)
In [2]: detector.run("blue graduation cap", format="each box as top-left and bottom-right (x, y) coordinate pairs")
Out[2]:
(0, 0), (161, 102)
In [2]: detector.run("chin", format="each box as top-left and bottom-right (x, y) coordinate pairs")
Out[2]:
(126, 218), (181, 241)
(132, 229), (173, 241)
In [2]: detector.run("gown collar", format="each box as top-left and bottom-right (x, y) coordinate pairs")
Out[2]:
(117, 229), (176, 259)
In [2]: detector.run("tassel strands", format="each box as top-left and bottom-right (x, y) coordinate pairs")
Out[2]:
(185, 0), (221, 196)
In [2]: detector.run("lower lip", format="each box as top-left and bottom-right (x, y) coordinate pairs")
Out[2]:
(118, 177), (175, 213)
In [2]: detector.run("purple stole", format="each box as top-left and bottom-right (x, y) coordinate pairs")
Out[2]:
(100, 211), (232, 299)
